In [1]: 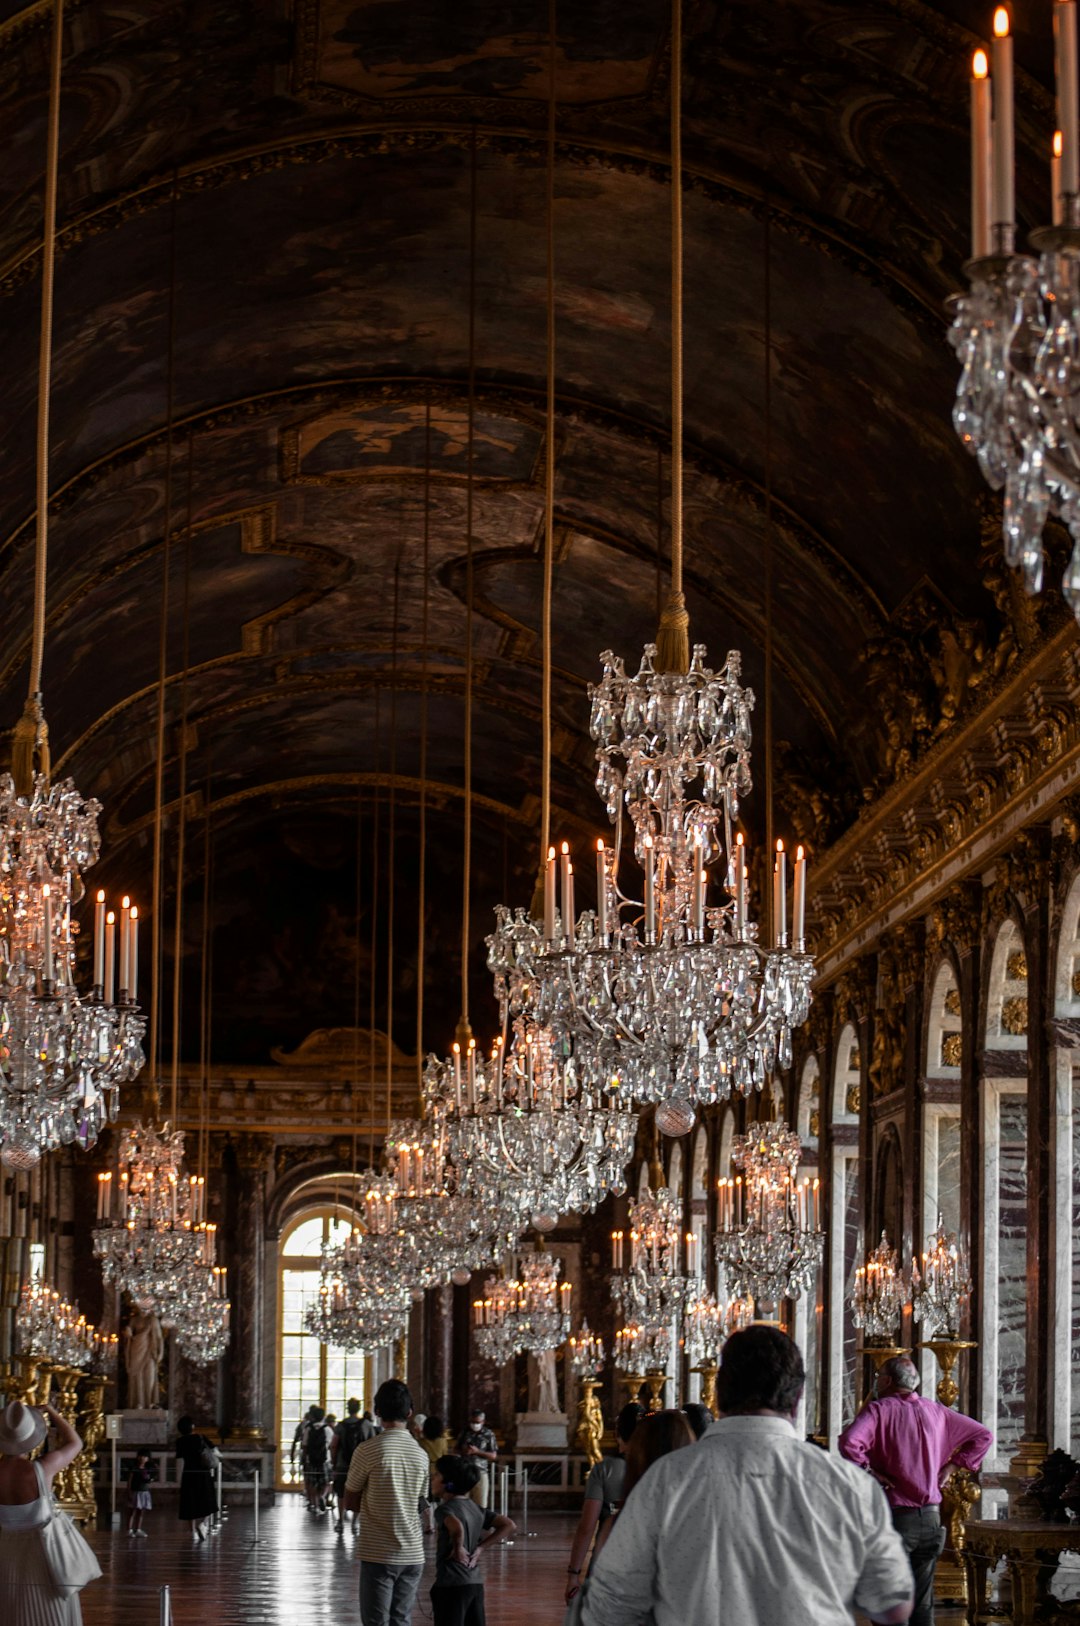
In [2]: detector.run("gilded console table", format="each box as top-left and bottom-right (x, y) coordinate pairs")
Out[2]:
(961, 1518), (1080, 1624)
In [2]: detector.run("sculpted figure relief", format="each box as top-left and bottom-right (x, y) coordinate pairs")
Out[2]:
(123, 1308), (164, 1410)
(535, 1348), (561, 1415)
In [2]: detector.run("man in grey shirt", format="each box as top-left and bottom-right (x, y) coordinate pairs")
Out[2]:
(583, 1326), (913, 1626)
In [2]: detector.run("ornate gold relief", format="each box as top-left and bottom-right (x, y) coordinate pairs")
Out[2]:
(1072, 969), (1080, 997)
(1000, 996), (1028, 1037)
(1005, 951), (1028, 982)
(944, 988), (962, 1017)
(846, 1082), (861, 1115)
(941, 1033), (963, 1067)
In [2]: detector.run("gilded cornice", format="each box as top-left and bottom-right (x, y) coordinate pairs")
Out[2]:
(810, 623), (1080, 982)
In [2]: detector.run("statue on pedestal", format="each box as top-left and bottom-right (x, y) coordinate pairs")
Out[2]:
(122, 1309), (164, 1410)
(536, 1348), (560, 1415)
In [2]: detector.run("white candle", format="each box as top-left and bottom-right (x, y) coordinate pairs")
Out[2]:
(643, 834), (655, 941)
(775, 839), (787, 945)
(1054, 129), (1065, 224)
(694, 864), (706, 940)
(104, 912), (116, 1004)
(453, 1041), (462, 1112)
(793, 844), (807, 949)
(596, 840), (608, 938)
(120, 896), (131, 996)
(41, 884), (53, 983)
(94, 889), (105, 989)
(991, 7), (1014, 231)
(565, 860), (575, 943)
(971, 50), (992, 255)
(544, 846), (556, 942)
(734, 836), (746, 938)
(559, 842), (572, 941)
(129, 907), (139, 1002)
(467, 1040), (476, 1110)
(1057, 1), (1079, 197)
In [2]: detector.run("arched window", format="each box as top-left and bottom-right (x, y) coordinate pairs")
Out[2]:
(979, 919), (1029, 1493)
(277, 1206), (367, 1488)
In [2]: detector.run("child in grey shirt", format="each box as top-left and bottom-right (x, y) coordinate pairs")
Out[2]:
(431, 1455), (515, 1625)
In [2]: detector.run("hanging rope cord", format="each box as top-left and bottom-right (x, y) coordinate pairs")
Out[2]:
(539, 0), (557, 869)
(458, 129), (479, 1038)
(386, 557), (401, 1140)
(656, 0), (689, 677)
(148, 174), (180, 1112)
(198, 748), (214, 1182)
(13, 0), (64, 791)
(416, 398), (432, 1100)
(764, 208), (775, 942)
(368, 693), (381, 1173)
(169, 437), (195, 1128)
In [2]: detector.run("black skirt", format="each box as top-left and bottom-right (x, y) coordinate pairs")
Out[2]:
(178, 1466), (218, 1520)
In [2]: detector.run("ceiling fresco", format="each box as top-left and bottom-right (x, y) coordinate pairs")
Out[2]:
(0, 0), (1072, 1060)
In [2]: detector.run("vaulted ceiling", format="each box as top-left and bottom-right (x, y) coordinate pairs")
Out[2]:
(0, 0), (1060, 1060)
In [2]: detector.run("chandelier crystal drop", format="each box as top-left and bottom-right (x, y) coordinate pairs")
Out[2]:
(15, 1279), (106, 1369)
(714, 1120), (823, 1310)
(614, 1320), (671, 1374)
(91, 1121), (206, 1308)
(852, 1231), (905, 1344)
(0, 781), (145, 1170)
(911, 1223), (972, 1340)
(682, 1288), (754, 1366)
(472, 1250), (572, 1361)
(952, 11), (1080, 622)
(487, 646), (814, 1112)
(567, 1318), (606, 1377)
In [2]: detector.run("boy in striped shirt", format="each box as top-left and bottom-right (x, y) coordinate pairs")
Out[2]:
(344, 1379), (430, 1626)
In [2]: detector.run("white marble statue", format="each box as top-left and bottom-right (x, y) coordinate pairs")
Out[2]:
(123, 1308), (164, 1410)
(536, 1347), (560, 1415)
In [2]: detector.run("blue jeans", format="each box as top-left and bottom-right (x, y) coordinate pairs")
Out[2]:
(359, 1562), (423, 1626)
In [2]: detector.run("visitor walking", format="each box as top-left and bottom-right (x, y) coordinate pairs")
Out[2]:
(582, 1326), (913, 1626)
(681, 1402), (713, 1441)
(126, 1448), (156, 1538)
(0, 1398), (93, 1625)
(839, 1353), (992, 1626)
(332, 1398), (368, 1533)
(456, 1407), (498, 1510)
(301, 1404), (333, 1514)
(565, 1402), (645, 1605)
(619, 1408), (694, 1503)
(175, 1414), (219, 1541)
(429, 1454), (516, 1626)
(343, 1378), (430, 1626)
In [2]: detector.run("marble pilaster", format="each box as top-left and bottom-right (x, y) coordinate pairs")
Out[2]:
(231, 1136), (268, 1442)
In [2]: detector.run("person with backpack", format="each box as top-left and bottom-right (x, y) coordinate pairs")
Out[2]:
(301, 1405), (333, 1515)
(332, 1398), (367, 1533)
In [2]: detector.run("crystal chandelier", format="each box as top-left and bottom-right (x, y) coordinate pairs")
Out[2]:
(852, 1232), (906, 1344)
(303, 1224), (413, 1354)
(0, 3), (144, 1171)
(952, 7), (1080, 619)
(714, 1120), (823, 1310)
(614, 1320), (670, 1374)
(92, 1121), (206, 1307)
(609, 1185), (695, 1337)
(567, 1319), (606, 1378)
(16, 1279), (94, 1368)
(172, 1266), (230, 1366)
(683, 1288), (754, 1366)
(911, 1223), (971, 1340)
(378, 1117), (510, 1288)
(472, 1251), (572, 1362)
(425, 1024), (637, 1228)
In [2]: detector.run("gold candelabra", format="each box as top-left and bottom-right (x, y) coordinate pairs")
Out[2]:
(691, 1362), (718, 1417)
(575, 1376), (604, 1467)
(918, 1338), (977, 1409)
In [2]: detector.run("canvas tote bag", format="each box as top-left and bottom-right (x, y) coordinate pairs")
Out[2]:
(33, 1462), (102, 1596)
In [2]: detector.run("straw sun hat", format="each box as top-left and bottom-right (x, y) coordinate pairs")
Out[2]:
(0, 1400), (48, 1457)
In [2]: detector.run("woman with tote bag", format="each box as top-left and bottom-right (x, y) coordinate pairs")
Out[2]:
(0, 1397), (100, 1623)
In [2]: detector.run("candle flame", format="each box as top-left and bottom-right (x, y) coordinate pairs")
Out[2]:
(973, 47), (989, 77)
(993, 7), (1009, 39)
(796, 844), (805, 860)
(776, 838), (784, 853)
(596, 837), (604, 852)
(561, 840), (570, 855)
(96, 888), (105, 903)
(1055, 129), (1064, 158)
(130, 905), (138, 921)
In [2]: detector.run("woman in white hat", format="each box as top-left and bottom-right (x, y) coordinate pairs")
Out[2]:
(0, 1397), (85, 1623)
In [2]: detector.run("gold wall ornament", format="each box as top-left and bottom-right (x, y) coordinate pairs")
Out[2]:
(1006, 951), (1028, 982)
(62, 1373), (106, 1522)
(1001, 996), (1029, 1037)
(941, 1032), (963, 1067)
(944, 988), (962, 1017)
(845, 1082), (861, 1115)
(1072, 968), (1080, 997)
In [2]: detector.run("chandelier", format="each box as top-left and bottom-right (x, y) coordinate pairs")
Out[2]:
(16, 1280), (94, 1368)
(568, 1319), (606, 1378)
(425, 1024), (638, 1229)
(952, 8), (1080, 620)
(614, 1321), (671, 1375)
(303, 1225), (413, 1354)
(0, 3), (144, 1172)
(378, 1118), (512, 1288)
(473, 1251), (572, 1362)
(487, 649), (814, 1116)
(609, 1186), (694, 1340)
(171, 1265), (230, 1366)
(714, 1120), (823, 1310)
(912, 1224), (971, 1340)
(683, 1288), (754, 1366)
(92, 1121), (206, 1307)
(852, 1232), (906, 1344)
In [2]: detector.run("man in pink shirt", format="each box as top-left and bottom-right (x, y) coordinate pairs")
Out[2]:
(839, 1355), (992, 1626)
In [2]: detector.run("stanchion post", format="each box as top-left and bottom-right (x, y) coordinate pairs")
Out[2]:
(110, 1434), (117, 1521)
(216, 1458), (223, 1525)
(253, 1469), (259, 1544)
(159, 1583), (171, 1625)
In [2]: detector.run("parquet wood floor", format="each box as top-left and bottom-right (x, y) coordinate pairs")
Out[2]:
(78, 1496), (578, 1626)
